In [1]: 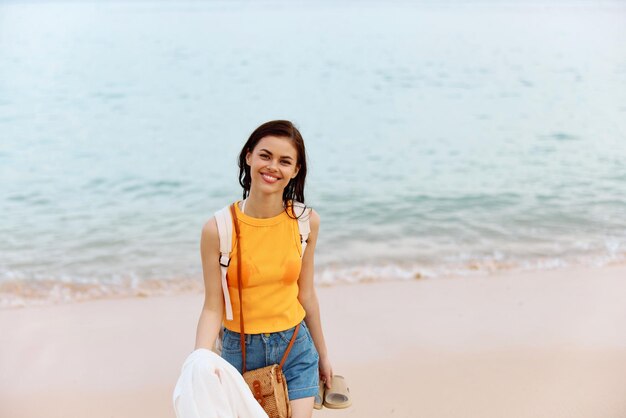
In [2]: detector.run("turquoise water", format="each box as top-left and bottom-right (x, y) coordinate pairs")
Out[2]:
(1, 1), (625, 306)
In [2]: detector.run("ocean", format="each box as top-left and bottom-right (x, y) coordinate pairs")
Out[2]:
(1, 0), (625, 307)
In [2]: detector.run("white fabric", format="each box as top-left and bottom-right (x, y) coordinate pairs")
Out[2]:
(173, 348), (268, 418)
(291, 201), (311, 255)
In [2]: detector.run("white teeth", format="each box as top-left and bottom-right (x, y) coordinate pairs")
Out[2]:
(262, 174), (278, 182)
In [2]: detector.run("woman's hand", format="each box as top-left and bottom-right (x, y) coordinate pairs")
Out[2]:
(319, 354), (333, 389)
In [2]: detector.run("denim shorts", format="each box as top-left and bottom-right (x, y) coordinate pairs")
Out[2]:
(221, 320), (320, 400)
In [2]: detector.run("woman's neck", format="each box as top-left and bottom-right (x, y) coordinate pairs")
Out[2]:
(242, 190), (285, 218)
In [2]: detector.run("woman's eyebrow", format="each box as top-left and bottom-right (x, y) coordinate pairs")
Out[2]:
(259, 149), (294, 160)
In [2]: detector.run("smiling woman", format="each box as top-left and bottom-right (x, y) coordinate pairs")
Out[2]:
(194, 120), (332, 418)
(237, 121), (308, 208)
(247, 138), (300, 191)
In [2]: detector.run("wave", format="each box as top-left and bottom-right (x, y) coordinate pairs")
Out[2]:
(2, 251), (624, 309)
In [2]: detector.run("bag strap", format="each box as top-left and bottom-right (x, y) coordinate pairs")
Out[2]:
(229, 203), (301, 374)
(230, 203), (248, 372)
(214, 206), (234, 321)
(279, 323), (300, 369)
(291, 201), (311, 256)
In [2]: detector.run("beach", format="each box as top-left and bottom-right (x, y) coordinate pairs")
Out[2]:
(2, 1), (625, 417)
(2, 264), (626, 418)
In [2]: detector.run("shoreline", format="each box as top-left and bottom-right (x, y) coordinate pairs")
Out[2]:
(2, 264), (626, 417)
(2, 257), (626, 309)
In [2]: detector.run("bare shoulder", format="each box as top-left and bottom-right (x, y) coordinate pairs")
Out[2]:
(202, 216), (218, 235)
(201, 216), (219, 247)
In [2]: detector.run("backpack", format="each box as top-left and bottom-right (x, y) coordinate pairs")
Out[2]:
(213, 200), (312, 321)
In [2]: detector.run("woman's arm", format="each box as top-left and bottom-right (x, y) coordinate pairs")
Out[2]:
(194, 217), (226, 350)
(297, 209), (333, 387)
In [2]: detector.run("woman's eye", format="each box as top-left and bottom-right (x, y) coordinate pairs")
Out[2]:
(280, 160), (291, 165)
(260, 154), (269, 159)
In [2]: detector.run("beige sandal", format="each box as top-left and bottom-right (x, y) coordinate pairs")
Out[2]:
(323, 375), (352, 409)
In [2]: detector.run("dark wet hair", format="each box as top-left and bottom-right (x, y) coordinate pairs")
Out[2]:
(238, 120), (308, 218)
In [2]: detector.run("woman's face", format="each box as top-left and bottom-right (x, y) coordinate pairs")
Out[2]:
(245, 136), (300, 195)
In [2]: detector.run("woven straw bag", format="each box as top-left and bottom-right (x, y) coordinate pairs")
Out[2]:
(243, 364), (291, 417)
(230, 204), (299, 418)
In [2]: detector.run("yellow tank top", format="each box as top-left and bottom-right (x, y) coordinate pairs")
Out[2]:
(223, 200), (306, 334)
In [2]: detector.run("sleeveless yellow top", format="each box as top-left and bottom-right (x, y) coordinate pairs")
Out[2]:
(223, 200), (306, 334)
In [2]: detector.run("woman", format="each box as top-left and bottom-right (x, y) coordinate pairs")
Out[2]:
(194, 120), (332, 418)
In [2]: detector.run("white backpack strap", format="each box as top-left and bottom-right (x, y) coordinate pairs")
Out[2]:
(292, 201), (311, 257)
(214, 205), (234, 321)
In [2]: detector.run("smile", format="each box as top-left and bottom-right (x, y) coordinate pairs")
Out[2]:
(261, 173), (280, 183)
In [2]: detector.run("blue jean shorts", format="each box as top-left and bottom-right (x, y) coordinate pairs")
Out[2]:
(221, 320), (320, 400)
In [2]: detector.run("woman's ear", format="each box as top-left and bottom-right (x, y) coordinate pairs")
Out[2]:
(292, 165), (300, 179)
(245, 150), (252, 166)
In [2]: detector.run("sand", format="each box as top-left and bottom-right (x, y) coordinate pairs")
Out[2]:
(1, 265), (626, 418)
